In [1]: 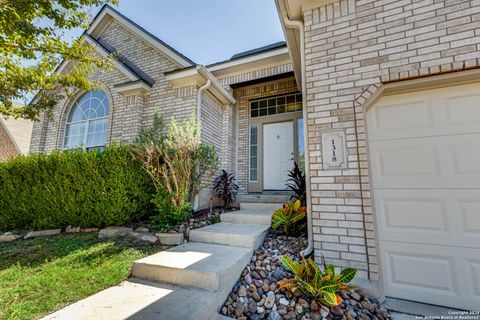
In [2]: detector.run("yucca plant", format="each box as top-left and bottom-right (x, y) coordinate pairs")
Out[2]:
(271, 200), (306, 235)
(279, 255), (356, 307)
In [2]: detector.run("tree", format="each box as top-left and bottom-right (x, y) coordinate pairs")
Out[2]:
(0, 0), (117, 120)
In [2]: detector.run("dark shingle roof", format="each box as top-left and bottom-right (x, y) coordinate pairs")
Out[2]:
(94, 36), (155, 86)
(206, 41), (287, 68)
(230, 41), (287, 59)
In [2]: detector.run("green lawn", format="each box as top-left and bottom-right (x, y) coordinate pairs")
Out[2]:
(0, 233), (161, 320)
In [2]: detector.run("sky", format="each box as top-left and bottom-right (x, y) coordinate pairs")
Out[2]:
(84, 0), (285, 65)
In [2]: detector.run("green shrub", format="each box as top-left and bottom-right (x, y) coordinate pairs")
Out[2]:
(0, 145), (154, 231)
(134, 113), (218, 227)
(279, 255), (356, 306)
(272, 200), (306, 236)
(150, 189), (192, 230)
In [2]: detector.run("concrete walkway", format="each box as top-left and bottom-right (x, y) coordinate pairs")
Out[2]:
(386, 297), (465, 319)
(42, 207), (275, 320)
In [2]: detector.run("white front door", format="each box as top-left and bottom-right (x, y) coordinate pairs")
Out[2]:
(367, 82), (480, 310)
(263, 121), (294, 190)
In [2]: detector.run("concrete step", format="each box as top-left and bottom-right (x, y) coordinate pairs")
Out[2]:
(221, 209), (272, 225)
(240, 202), (282, 211)
(237, 194), (290, 203)
(132, 242), (251, 292)
(189, 222), (269, 249)
(41, 278), (222, 320)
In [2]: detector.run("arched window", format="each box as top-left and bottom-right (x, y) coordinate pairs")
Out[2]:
(64, 90), (109, 150)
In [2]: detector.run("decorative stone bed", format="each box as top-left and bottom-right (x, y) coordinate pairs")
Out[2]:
(221, 232), (391, 320)
(0, 207), (224, 245)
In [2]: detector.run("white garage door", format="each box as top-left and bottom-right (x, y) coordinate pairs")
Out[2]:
(367, 82), (480, 310)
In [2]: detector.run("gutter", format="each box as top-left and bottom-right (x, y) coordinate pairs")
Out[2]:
(196, 79), (212, 124)
(282, 15), (314, 257)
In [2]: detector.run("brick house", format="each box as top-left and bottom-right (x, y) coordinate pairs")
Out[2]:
(30, 2), (480, 310)
(0, 102), (33, 161)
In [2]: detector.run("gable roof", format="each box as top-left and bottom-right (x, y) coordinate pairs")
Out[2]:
(87, 5), (194, 67)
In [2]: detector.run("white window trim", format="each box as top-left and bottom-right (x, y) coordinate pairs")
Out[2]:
(249, 124), (258, 182)
(63, 91), (109, 151)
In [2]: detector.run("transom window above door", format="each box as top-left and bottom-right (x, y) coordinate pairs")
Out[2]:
(250, 93), (302, 118)
(63, 90), (109, 150)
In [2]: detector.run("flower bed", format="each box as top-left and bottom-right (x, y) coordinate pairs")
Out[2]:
(221, 232), (391, 320)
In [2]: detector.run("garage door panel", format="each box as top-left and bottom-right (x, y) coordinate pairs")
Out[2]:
(459, 200), (480, 236)
(367, 83), (480, 141)
(449, 139), (480, 176)
(384, 248), (457, 294)
(377, 192), (448, 234)
(370, 98), (432, 130)
(367, 95), (434, 140)
(370, 140), (442, 188)
(443, 89), (480, 128)
(371, 134), (480, 188)
(466, 260), (480, 300)
(375, 189), (480, 248)
(380, 242), (480, 310)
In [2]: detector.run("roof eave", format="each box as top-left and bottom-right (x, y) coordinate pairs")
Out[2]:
(166, 65), (236, 105)
(275, 0), (303, 89)
(207, 47), (291, 79)
(113, 80), (152, 96)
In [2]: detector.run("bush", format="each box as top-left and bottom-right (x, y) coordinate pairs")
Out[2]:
(134, 113), (218, 229)
(279, 255), (357, 306)
(272, 200), (306, 236)
(150, 189), (192, 230)
(213, 170), (239, 209)
(0, 145), (154, 231)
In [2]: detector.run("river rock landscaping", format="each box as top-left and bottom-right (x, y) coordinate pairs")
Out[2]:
(221, 232), (391, 320)
(0, 207), (225, 246)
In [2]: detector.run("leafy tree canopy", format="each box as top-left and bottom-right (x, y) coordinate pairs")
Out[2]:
(0, 0), (117, 120)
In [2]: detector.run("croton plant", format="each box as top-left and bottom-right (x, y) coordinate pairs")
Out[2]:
(279, 255), (357, 306)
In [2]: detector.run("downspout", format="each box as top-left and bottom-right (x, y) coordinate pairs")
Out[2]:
(192, 78), (212, 211)
(197, 79), (212, 124)
(282, 16), (313, 257)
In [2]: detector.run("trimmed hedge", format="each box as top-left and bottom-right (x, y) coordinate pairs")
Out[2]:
(0, 145), (154, 231)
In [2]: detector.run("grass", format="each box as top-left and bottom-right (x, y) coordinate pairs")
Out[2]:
(0, 233), (162, 320)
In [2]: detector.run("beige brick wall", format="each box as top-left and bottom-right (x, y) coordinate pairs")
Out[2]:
(0, 123), (19, 161)
(201, 92), (224, 162)
(304, 0), (480, 280)
(233, 77), (299, 193)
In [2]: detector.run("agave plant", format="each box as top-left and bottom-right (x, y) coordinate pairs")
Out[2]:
(279, 255), (357, 306)
(271, 200), (306, 236)
(213, 170), (239, 209)
(286, 162), (306, 206)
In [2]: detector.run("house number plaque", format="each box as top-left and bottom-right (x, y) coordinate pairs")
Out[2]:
(321, 131), (347, 169)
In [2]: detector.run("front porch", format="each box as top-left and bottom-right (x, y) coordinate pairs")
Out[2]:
(233, 74), (304, 196)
